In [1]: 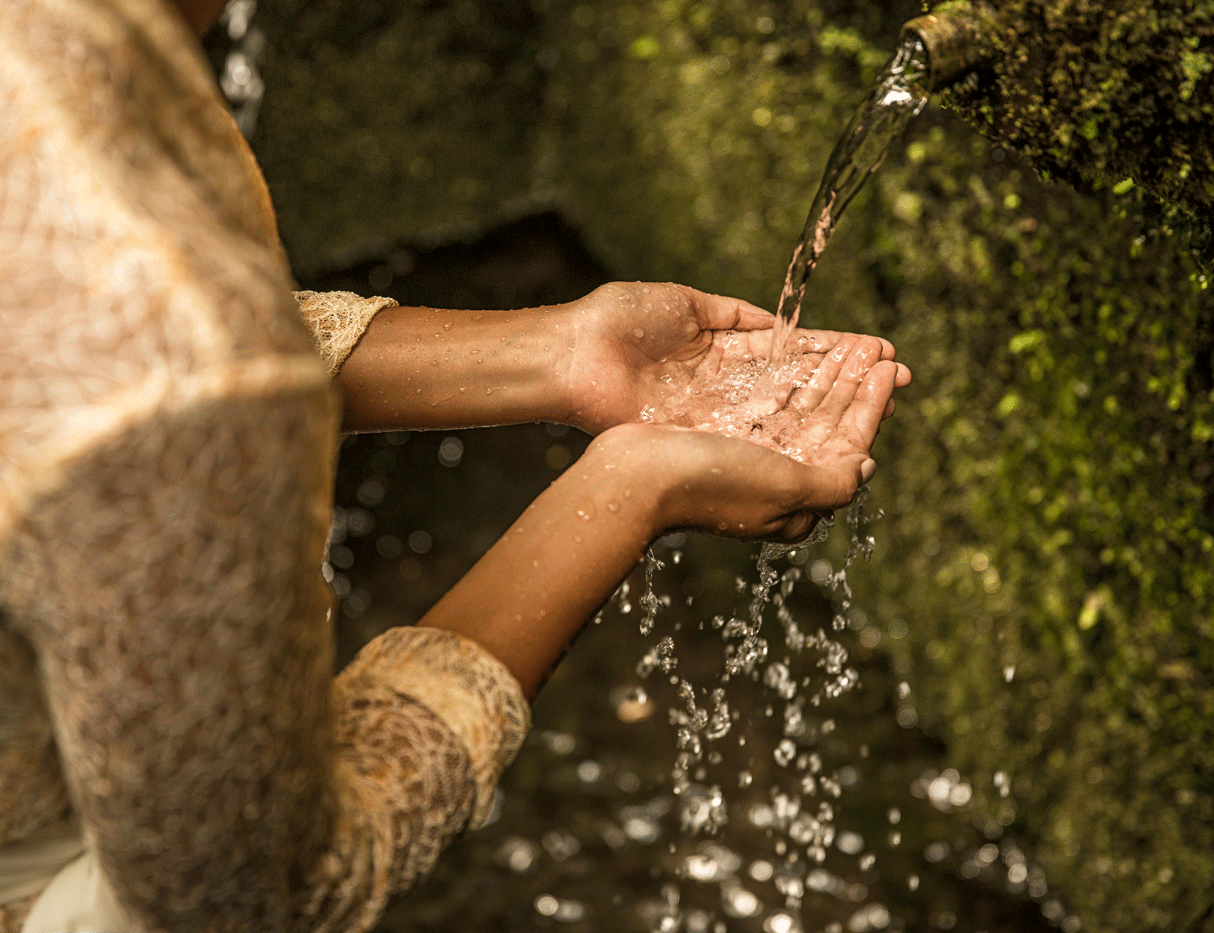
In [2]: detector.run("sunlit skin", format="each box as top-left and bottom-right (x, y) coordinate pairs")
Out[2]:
(174, 0), (913, 697)
(337, 282), (909, 435)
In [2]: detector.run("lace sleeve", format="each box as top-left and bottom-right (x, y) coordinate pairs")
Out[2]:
(294, 291), (398, 376)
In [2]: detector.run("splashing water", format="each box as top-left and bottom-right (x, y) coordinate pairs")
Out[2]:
(626, 490), (880, 930)
(766, 36), (930, 379)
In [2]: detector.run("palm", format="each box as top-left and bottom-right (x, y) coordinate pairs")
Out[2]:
(751, 337), (899, 467)
(565, 282), (855, 435)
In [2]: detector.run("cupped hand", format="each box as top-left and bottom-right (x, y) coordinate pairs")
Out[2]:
(748, 334), (911, 467)
(560, 282), (899, 435)
(588, 328), (907, 543)
(590, 421), (874, 545)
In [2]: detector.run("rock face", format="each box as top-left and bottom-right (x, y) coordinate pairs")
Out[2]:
(246, 1), (1212, 930)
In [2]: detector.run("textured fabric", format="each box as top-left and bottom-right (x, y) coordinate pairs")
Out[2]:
(0, 2), (530, 932)
(294, 291), (399, 376)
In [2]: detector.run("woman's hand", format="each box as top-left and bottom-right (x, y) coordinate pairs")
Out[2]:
(589, 423), (873, 544)
(595, 333), (903, 540)
(560, 282), (901, 435)
(420, 309), (904, 695)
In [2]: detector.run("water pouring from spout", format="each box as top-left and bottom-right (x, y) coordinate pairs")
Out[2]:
(764, 36), (931, 384)
(758, 5), (994, 407)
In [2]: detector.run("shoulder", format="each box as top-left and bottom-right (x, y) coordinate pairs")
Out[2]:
(0, 0), (326, 549)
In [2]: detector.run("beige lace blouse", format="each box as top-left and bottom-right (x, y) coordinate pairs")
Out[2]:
(0, 1), (530, 931)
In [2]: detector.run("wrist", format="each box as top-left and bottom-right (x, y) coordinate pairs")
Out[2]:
(541, 299), (583, 429)
(583, 424), (683, 541)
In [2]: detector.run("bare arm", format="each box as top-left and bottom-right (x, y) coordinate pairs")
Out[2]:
(334, 303), (575, 433)
(332, 282), (908, 436)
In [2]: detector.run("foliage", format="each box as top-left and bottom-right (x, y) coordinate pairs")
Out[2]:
(941, 0), (1214, 252)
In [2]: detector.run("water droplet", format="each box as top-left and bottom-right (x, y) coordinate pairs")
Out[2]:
(576, 499), (597, 522)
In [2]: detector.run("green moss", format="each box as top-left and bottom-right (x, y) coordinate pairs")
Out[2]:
(254, 0), (546, 273)
(838, 120), (1214, 931)
(940, 0), (1214, 253)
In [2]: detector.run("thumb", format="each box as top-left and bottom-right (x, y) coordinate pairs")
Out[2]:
(791, 453), (870, 512)
(692, 288), (775, 332)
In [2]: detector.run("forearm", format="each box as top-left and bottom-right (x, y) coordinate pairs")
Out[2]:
(418, 434), (664, 697)
(336, 304), (576, 433)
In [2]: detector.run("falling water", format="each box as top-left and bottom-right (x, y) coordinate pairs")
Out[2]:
(622, 32), (936, 933)
(627, 490), (881, 932)
(766, 36), (931, 378)
(215, 0), (266, 138)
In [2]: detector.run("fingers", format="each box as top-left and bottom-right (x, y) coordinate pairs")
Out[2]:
(688, 287), (775, 332)
(878, 363), (911, 418)
(798, 454), (870, 511)
(788, 329), (898, 362)
(789, 329), (844, 355)
(786, 333), (868, 417)
(843, 360), (899, 450)
(640, 424), (871, 538)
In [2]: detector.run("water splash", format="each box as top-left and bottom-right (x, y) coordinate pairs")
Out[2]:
(630, 492), (880, 930)
(768, 36), (930, 376)
(216, 0), (266, 138)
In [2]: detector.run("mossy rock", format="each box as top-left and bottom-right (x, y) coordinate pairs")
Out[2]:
(246, 1), (1214, 929)
(942, 0), (1214, 252)
(842, 127), (1214, 932)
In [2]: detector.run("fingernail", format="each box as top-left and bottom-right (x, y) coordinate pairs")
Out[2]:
(860, 458), (877, 482)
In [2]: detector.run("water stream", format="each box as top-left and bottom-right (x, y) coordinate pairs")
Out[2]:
(766, 35), (931, 378)
(625, 492), (878, 932)
(616, 32), (942, 933)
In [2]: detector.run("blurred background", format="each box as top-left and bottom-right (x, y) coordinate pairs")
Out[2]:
(205, 2), (1212, 931)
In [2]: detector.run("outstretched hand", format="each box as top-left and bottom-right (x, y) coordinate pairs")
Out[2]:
(580, 285), (913, 543)
(561, 282), (900, 435)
